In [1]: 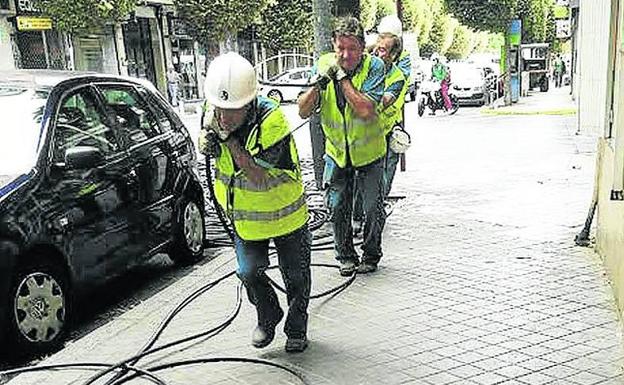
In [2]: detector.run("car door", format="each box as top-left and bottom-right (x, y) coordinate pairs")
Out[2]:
(96, 83), (174, 255)
(45, 85), (140, 285)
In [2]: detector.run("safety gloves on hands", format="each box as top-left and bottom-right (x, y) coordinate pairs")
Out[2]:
(314, 56), (348, 91)
(198, 129), (221, 157)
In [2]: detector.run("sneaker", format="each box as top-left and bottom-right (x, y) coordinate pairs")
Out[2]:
(285, 336), (309, 353)
(339, 260), (358, 276)
(251, 308), (284, 348)
(356, 262), (377, 274)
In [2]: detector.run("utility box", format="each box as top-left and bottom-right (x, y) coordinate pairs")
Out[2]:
(520, 43), (551, 92)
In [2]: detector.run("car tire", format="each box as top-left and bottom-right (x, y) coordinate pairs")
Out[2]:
(267, 89), (283, 103)
(540, 79), (549, 92)
(449, 95), (460, 115)
(9, 258), (69, 355)
(417, 99), (425, 117)
(169, 195), (205, 264)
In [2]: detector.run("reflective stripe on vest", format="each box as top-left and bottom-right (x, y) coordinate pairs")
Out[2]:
(318, 53), (386, 168)
(212, 97), (308, 241)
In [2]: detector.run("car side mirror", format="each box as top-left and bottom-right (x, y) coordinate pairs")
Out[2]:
(65, 146), (104, 169)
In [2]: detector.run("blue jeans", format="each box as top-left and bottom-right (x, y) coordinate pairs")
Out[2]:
(234, 225), (312, 338)
(353, 143), (400, 219)
(383, 147), (400, 198)
(324, 156), (386, 264)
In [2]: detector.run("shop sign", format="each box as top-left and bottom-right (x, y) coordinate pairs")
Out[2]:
(16, 0), (41, 14)
(17, 16), (52, 30)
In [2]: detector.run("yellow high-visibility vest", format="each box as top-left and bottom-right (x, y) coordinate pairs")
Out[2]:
(213, 97), (308, 241)
(317, 53), (386, 168)
(380, 64), (408, 135)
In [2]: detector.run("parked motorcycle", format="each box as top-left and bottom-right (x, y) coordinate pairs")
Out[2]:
(417, 80), (459, 117)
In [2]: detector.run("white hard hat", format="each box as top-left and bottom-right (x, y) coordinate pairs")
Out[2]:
(204, 52), (257, 109)
(378, 15), (403, 37)
(389, 127), (411, 154)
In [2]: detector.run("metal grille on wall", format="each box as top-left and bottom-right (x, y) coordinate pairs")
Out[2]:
(13, 29), (66, 69)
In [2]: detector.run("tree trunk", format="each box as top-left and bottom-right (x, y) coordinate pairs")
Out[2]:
(220, 30), (238, 54)
(309, 0), (333, 189)
(504, 31), (512, 106)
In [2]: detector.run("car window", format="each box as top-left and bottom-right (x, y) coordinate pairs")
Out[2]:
(97, 84), (161, 146)
(136, 87), (176, 132)
(290, 72), (303, 80)
(53, 87), (119, 162)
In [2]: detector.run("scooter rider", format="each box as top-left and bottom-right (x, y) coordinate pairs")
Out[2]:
(198, 52), (312, 353)
(431, 53), (452, 112)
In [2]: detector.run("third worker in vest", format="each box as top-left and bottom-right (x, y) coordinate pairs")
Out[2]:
(199, 52), (312, 353)
(298, 17), (386, 276)
(353, 16), (411, 236)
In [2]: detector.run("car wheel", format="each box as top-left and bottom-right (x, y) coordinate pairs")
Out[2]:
(10, 259), (69, 354)
(169, 195), (205, 264)
(417, 99), (425, 117)
(540, 79), (549, 92)
(449, 95), (460, 115)
(267, 89), (283, 103)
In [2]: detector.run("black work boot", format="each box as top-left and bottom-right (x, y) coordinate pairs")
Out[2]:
(252, 308), (284, 348)
(285, 336), (309, 353)
(339, 260), (358, 276)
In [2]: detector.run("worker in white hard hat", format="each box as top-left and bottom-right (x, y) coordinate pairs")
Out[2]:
(198, 52), (312, 353)
(378, 15), (411, 84)
(353, 28), (410, 237)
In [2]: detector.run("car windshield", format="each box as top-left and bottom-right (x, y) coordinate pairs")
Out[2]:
(451, 66), (483, 83)
(0, 85), (49, 178)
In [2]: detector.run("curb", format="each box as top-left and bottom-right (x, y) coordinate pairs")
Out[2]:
(480, 107), (577, 116)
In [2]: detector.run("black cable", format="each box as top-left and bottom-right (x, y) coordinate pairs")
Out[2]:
(115, 357), (309, 385)
(0, 363), (167, 385)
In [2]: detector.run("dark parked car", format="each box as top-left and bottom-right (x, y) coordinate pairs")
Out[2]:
(0, 71), (205, 354)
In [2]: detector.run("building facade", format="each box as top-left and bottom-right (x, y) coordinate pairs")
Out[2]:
(588, 0), (624, 320)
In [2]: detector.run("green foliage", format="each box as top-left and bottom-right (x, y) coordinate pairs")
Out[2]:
(359, 0), (378, 30)
(519, 0), (556, 43)
(174, 0), (274, 43)
(446, 24), (474, 59)
(34, 0), (136, 33)
(445, 0), (518, 33)
(420, 12), (457, 56)
(374, 0), (395, 27)
(255, 0), (313, 50)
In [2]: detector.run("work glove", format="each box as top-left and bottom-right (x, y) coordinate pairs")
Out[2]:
(198, 129), (221, 157)
(319, 57), (348, 82)
(309, 73), (331, 90)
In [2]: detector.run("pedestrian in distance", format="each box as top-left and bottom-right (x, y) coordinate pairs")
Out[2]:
(198, 52), (312, 353)
(167, 66), (181, 107)
(298, 16), (387, 276)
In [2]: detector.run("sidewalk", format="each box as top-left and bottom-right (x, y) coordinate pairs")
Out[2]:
(3, 93), (624, 385)
(483, 86), (577, 116)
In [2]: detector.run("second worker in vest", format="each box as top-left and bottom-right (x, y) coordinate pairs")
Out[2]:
(199, 52), (312, 353)
(298, 17), (387, 276)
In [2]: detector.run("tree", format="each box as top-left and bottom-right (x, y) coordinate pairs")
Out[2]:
(255, 0), (313, 50)
(174, 0), (274, 50)
(34, 0), (136, 34)
(359, 0), (378, 31)
(374, 0), (395, 27)
(445, 0), (519, 105)
(420, 12), (457, 57)
(446, 24), (475, 60)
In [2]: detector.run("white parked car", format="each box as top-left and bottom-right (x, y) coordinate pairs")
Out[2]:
(258, 67), (313, 103)
(449, 63), (490, 106)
